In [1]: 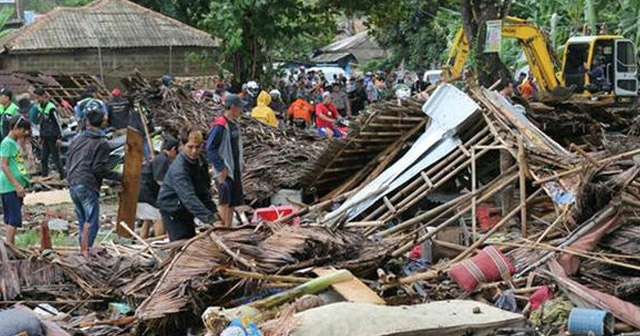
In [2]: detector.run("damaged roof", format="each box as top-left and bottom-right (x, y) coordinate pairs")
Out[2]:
(0, 0), (218, 52)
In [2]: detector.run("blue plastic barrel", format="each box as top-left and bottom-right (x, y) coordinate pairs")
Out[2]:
(568, 308), (614, 336)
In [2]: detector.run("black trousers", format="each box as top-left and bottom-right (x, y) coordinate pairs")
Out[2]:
(161, 208), (196, 242)
(41, 136), (63, 176)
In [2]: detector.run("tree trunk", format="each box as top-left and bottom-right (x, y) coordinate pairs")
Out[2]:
(461, 0), (513, 87)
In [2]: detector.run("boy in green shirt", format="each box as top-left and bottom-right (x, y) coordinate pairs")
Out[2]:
(0, 115), (31, 244)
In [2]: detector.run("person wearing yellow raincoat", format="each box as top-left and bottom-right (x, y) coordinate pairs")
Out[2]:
(250, 91), (278, 127)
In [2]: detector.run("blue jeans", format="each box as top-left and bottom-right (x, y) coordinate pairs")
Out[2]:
(70, 184), (100, 248)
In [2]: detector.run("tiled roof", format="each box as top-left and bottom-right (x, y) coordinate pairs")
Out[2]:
(0, 0), (217, 52)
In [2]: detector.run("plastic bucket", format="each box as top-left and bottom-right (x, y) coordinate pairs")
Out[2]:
(568, 308), (614, 336)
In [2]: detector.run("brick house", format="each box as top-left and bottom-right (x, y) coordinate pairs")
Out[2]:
(0, 0), (219, 79)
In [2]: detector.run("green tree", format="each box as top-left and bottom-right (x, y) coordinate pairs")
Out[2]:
(0, 7), (15, 38)
(324, 0), (459, 71)
(200, 0), (336, 84)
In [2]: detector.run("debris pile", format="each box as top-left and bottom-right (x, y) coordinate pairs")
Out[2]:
(4, 81), (640, 335)
(123, 72), (329, 204)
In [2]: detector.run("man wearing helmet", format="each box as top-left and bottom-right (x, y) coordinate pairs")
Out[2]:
(243, 81), (260, 110)
(268, 89), (285, 128)
(66, 99), (122, 254)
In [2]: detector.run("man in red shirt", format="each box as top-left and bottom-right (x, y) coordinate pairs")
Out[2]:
(315, 92), (343, 138)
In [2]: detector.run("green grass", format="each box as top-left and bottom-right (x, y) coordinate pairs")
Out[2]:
(14, 228), (116, 249)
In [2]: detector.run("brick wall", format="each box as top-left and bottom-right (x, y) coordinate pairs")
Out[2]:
(0, 46), (219, 77)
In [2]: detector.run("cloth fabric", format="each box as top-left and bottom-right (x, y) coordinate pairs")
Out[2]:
(0, 136), (28, 193)
(157, 152), (216, 225)
(138, 151), (170, 207)
(317, 127), (342, 138)
(216, 176), (244, 207)
(315, 103), (340, 129)
(449, 246), (515, 292)
(0, 308), (45, 336)
(206, 116), (243, 181)
(251, 91), (278, 127)
(136, 202), (162, 221)
(70, 184), (100, 248)
(1, 191), (23, 227)
(161, 208), (196, 241)
(40, 136), (64, 177)
(287, 98), (314, 124)
(66, 129), (122, 191)
(36, 101), (62, 138)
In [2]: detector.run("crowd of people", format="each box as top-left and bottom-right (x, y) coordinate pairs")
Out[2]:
(207, 67), (434, 138)
(0, 83), (250, 253)
(0, 66), (435, 250)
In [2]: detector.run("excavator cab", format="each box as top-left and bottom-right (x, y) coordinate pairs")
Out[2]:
(561, 36), (638, 105)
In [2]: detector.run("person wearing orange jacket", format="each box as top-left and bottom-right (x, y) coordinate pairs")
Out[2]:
(286, 93), (314, 129)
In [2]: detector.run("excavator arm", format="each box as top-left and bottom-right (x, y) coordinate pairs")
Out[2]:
(443, 17), (571, 97)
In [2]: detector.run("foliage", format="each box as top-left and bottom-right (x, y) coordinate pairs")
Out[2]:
(0, 6), (15, 39)
(325, 0), (459, 71)
(200, 0), (336, 84)
(23, 0), (93, 12)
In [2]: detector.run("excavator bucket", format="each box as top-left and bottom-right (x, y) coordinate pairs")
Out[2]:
(545, 85), (576, 101)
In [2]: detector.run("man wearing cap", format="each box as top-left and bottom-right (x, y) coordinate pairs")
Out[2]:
(158, 130), (216, 241)
(75, 86), (107, 131)
(0, 88), (20, 139)
(33, 88), (64, 180)
(206, 94), (245, 227)
(316, 92), (343, 138)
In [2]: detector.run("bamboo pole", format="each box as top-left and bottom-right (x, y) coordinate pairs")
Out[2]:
(471, 146), (477, 242)
(116, 221), (162, 263)
(363, 128), (491, 221)
(448, 189), (543, 265)
(390, 172), (520, 257)
(210, 231), (257, 271)
(223, 269), (309, 283)
(377, 136), (497, 222)
(518, 136), (528, 238)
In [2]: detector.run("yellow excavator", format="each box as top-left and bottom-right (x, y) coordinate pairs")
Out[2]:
(443, 16), (638, 106)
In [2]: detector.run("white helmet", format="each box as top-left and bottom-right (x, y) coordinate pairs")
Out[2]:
(269, 89), (281, 97)
(246, 81), (259, 90)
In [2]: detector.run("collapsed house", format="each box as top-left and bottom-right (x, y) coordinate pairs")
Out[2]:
(2, 81), (640, 335)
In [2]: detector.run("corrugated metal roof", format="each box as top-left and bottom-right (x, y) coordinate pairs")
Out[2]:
(310, 52), (354, 63)
(0, 0), (218, 52)
(321, 31), (370, 52)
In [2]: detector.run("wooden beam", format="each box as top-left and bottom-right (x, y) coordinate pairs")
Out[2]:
(116, 128), (144, 238)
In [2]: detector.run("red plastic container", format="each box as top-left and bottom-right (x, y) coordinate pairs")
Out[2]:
(252, 205), (300, 226)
